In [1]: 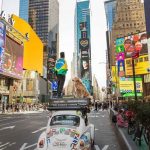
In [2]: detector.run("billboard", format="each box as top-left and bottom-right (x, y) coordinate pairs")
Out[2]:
(0, 21), (6, 68)
(124, 32), (148, 58)
(117, 60), (125, 77)
(144, 0), (150, 34)
(0, 36), (23, 79)
(115, 37), (125, 53)
(79, 38), (89, 50)
(125, 55), (150, 75)
(26, 79), (35, 91)
(111, 66), (118, 83)
(119, 77), (143, 97)
(47, 55), (56, 81)
(12, 15), (43, 75)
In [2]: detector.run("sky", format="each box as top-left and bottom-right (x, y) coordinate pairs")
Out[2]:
(0, 0), (107, 88)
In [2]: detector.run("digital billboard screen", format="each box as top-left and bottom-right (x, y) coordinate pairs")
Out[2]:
(0, 36), (23, 79)
(119, 77), (143, 97)
(0, 21), (6, 69)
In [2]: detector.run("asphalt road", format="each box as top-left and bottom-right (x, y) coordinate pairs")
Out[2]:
(0, 110), (124, 150)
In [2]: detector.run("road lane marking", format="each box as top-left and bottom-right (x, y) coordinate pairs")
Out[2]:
(0, 126), (15, 131)
(24, 143), (37, 149)
(0, 119), (26, 127)
(20, 143), (27, 150)
(102, 145), (109, 150)
(0, 146), (7, 150)
(94, 145), (100, 150)
(32, 127), (46, 134)
(0, 142), (10, 148)
(95, 128), (99, 131)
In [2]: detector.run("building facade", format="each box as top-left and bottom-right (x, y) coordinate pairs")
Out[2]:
(111, 0), (146, 66)
(19, 0), (29, 22)
(74, 0), (92, 93)
(104, 0), (117, 91)
(104, 0), (116, 31)
(107, 0), (148, 100)
(28, 0), (59, 83)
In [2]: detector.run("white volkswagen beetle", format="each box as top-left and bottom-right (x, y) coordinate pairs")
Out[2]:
(37, 99), (95, 150)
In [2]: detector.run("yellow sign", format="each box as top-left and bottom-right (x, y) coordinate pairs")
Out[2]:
(119, 78), (143, 93)
(12, 15), (43, 75)
(111, 66), (118, 82)
(125, 55), (150, 75)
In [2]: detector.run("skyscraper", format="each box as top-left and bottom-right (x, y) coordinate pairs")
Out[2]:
(104, 0), (117, 88)
(74, 0), (92, 93)
(104, 0), (116, 31)
(28, 0), (59, 72)
(111, 0), (146, 66)
(19, 0), (29, 22)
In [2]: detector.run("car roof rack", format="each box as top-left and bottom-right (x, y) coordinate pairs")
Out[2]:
(47, 98), (90, 113)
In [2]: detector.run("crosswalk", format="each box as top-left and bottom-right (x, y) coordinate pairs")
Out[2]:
(0, 142), (16, 150)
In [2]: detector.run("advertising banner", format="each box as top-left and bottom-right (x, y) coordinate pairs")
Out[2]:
(116, 37), (125, 53)
(80, 22), (87, 31)
(116, 52), (125, 60)
(119, 77), (143, 97)
(144, 0), (150, 34)
(124, 32), (148, 58)
(111, 66), (118, 83)
(81, 49), (89, 59)
(0, 36), (23, 79)
(117, 60), (125, 77)
(0, 21), (6, 68)
(26, 79), (35, 91)
(144, 0), (150, 65)
(125, 55), (150, 75)
(79, 38), (89, 50)
(47, 55), (56, 81)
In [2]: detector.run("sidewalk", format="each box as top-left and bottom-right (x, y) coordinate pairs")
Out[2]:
(0, 109), (44, 115)
(109, 108), (149, 150)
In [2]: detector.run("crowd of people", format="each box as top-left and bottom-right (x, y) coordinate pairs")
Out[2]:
(93, 101), (110, 111)
(0, 102), (43, 113)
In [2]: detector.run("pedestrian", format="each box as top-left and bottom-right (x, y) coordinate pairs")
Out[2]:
(2, 102), (5, 113)
(95, 102), (98, 111)
(54, 52), (68, 98)
(116, 109), (128, 128)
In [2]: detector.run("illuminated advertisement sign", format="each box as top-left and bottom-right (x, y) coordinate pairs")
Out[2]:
(0, 21), (6, 68)
(0, 36), (23, 79)
(124, 32), (148, 58)
(117, 60), (125, 77)
(144, 0), (150, 34)
(111, 66), (118, 83)
(80, 22), (87, 31)
(125, 55), (150, 75)
(116, 52), (125, 60)
(47, 55), (56, 81)
(79, 39), (89, 50)
(26, 79), (35, 91)
(119, 77), (143, 97)
(116, 37), (125, 53)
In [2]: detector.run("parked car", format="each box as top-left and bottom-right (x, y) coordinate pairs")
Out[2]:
(37, 98), (95, 150)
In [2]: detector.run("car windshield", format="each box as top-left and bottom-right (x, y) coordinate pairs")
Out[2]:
(50, 115), (80, 127)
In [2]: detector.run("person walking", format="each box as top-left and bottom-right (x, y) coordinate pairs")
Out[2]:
(54, 52), (68, 98)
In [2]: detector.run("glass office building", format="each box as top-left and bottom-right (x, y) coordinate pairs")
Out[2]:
(104, 0), (116, 31)
(29, 0), (50, 45)
(19, 0), (29, 22)
(74, 0), (92, 93)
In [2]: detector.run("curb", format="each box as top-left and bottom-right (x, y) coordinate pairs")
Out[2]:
(0, 110), (44, 115)
(109, 108), (138, 150)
